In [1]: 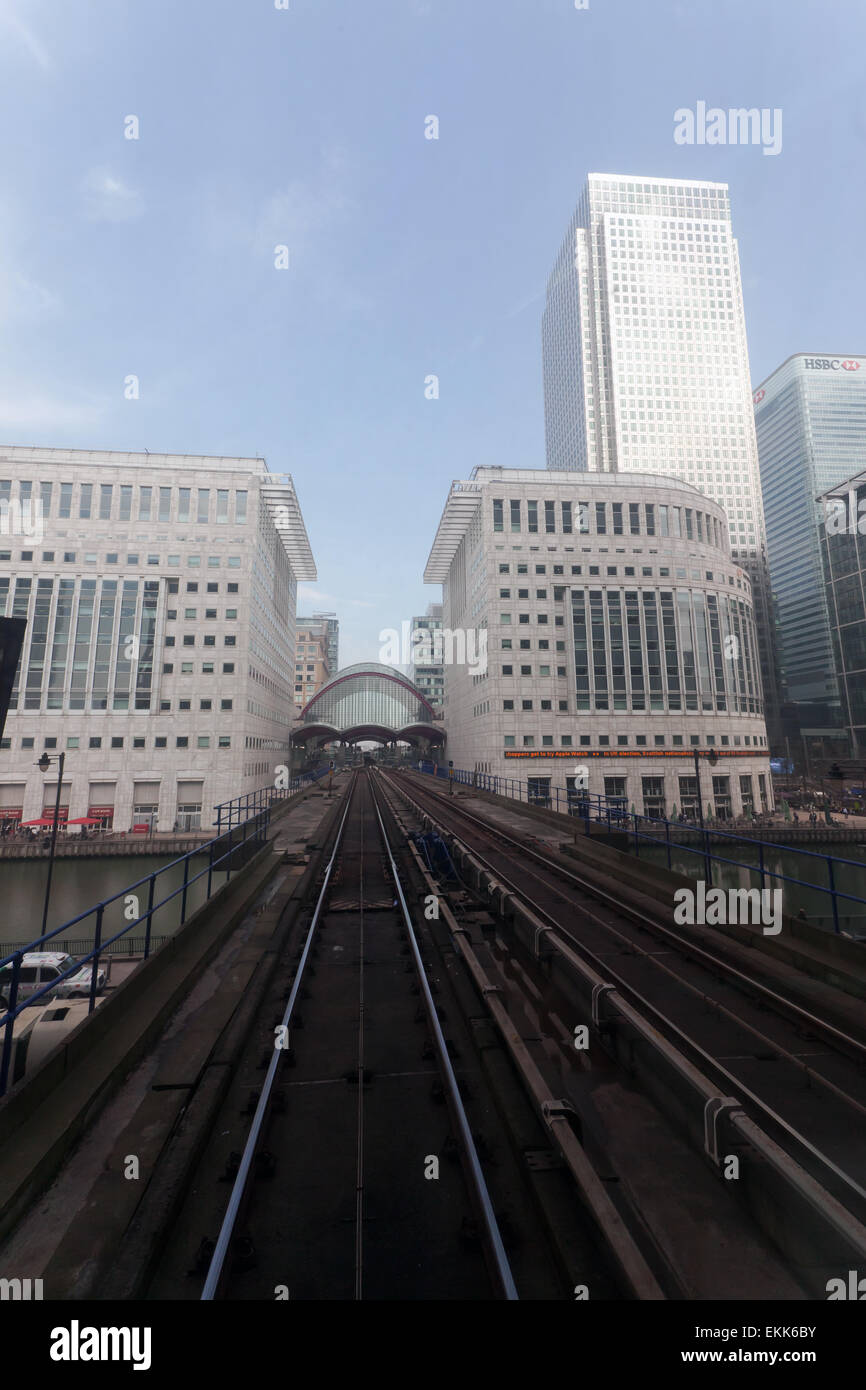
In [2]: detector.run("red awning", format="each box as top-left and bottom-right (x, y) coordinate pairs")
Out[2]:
(66, 816), (105, 826)
(21, 817), (62, 827)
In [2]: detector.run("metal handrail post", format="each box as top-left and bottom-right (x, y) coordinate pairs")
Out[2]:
(88, 906), (104, 1013)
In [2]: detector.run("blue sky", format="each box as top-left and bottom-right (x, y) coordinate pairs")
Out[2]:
(1, 0), (864, 667)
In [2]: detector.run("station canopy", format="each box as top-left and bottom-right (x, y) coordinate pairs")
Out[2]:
(292, 663), (445, 748)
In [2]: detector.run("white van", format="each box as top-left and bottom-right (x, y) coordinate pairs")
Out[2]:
(0, 952), (106, 1009)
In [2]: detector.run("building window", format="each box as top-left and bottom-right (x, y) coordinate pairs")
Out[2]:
(510, 500), (521, 532)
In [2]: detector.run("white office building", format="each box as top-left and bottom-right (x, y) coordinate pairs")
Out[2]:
(0, 447), (315, 833)
(542, 173), (779, 744)
(424, 468), (772, 819)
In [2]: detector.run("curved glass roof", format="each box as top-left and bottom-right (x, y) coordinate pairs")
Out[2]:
(294, 665), (442, 744)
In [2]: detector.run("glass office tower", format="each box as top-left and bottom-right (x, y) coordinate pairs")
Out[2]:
(754, 353), (866, 752)
(542, 173), (780, 745)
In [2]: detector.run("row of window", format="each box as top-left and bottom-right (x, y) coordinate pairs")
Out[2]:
(502, 732), (765, 749)
(0, 551), (244, 569)
(162, 662), (235, 674)
(1, 733), (231, 751)
(0, 480), (248, 526)
(165, 635), (237, 647)
(167, 608), (237, 620)
(492, 497), (724, 546)
(495, 556), (749, 591)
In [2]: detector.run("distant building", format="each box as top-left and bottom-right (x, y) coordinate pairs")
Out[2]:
(0, 447), (315, 832)
(295, 612), (338, 701)
(754, 353), (866, 755)
(294, 620), (332, 709)
(410, 603), (445, 711)
(818, 467), (866, 755)
(425, 467), (772, 818)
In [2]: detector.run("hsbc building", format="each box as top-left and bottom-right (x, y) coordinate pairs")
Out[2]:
(753, 353), (866, 752)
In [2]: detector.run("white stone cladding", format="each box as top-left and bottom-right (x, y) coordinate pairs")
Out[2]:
(0, 446), (315, 833)
(425, 468), (773, 818)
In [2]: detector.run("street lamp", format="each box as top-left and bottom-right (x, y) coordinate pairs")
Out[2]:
(37, 750), (65, 938)
(693, 747), (719, 830)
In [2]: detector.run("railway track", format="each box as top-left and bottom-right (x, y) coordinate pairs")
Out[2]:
(129, 767), (669, 1302)
(194, 770), (516, 1299)
(378, 768), (866, 1290)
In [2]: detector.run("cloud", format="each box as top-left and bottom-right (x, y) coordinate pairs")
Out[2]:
(0, 391), (107, 431)
(297, 586), (374, 611)
(81, 169), (144, 223)
(0, 269), (59, 322)
(0, 2), (52, 71)
(197, 147), (371, 312)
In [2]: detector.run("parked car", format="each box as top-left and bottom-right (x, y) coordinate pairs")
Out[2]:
(54, 959), (107, 998)
(0, 951), (105, 1007)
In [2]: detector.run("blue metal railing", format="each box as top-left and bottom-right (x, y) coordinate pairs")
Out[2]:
(0, 803), (272, 1097)
(412, 761), (866, 939)
(214, 765), (332, 832)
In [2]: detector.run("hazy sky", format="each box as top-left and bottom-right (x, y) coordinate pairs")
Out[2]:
(1, 0), (864, 667)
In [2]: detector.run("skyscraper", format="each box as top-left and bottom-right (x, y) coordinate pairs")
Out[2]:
(754, 353), (866, 752)
(542, 173), (780, 744)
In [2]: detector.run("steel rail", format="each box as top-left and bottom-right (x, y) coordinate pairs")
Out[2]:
(201, 774), (358, 1300)
(375, 774), (666, 1299)
(408, 790), (866, 1124)
(368, 776), (519, 1300)
(384, 772), (866, 1223)
(395, 773), (866, 1066)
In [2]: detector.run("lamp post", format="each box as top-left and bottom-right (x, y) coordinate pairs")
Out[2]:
(37, 750), (65, 938)
(693, 748), (718, 880)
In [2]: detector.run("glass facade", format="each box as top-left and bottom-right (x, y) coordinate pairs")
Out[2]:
(820, 469), (866, 752)
(755, 353), (866, 740)
(299, 663), (436, 739)
(572, 587), (760, 715)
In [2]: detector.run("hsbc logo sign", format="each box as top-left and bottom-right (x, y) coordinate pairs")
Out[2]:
(753, 388), (765, 404)
(803, 358), (861, 371)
